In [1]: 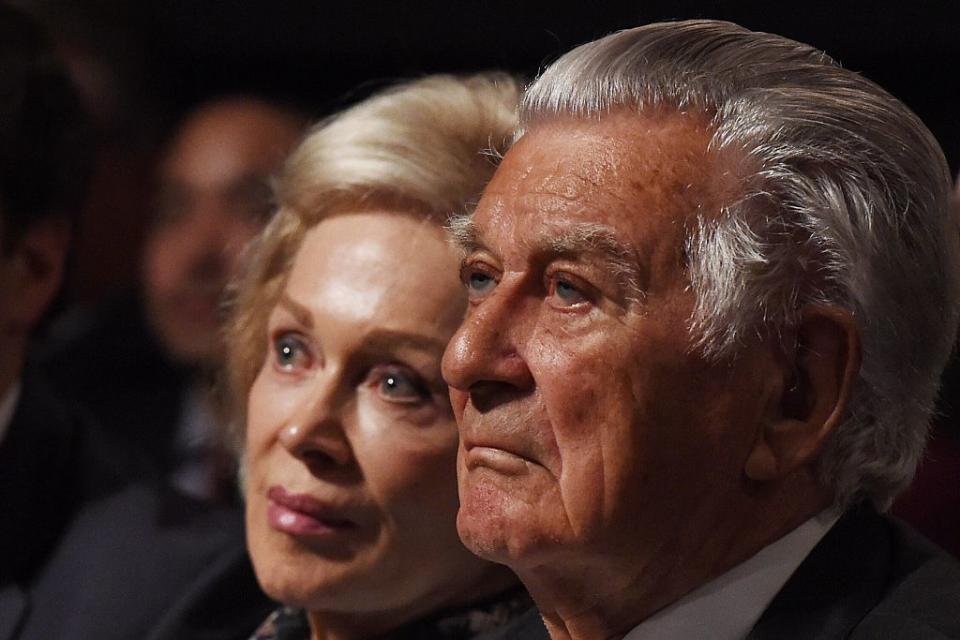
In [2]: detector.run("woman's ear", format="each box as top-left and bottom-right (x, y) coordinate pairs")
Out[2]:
(744, 305), (861, 482)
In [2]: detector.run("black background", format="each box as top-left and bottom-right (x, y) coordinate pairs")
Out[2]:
(38, 0), (960, 173)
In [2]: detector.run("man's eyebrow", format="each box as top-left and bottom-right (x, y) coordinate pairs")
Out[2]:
(277, 293), (313, 328)
(446, 213), (478, 253)
(544, 223), (646, 301)
(446, 215), (645, 301)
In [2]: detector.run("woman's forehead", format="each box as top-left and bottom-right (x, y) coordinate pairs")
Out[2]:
(282, 213), (465, 336)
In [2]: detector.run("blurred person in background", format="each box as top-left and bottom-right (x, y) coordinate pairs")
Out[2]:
(226, 73), (546, 640)
(42, 97), (308, 502)
(0, 7), (273, 639)
(0, 2), (117, 618)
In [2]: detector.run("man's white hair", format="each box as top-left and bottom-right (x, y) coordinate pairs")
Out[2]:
(520, 20), (960, 509)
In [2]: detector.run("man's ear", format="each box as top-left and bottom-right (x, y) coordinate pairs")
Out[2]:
(1, 217), (71, 332)
(744, 305), (861, 482)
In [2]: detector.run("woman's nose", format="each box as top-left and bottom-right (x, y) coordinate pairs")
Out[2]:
(278, 380), (354, 470)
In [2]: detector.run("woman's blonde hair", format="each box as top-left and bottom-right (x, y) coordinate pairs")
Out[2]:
(223, 73), (520, 452)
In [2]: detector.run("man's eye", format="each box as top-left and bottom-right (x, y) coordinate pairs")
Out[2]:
(550, 276), (588, 306)
(462, 265), (498, 299)
(273, 334), (310, 371)
(374, 368), (430, 404)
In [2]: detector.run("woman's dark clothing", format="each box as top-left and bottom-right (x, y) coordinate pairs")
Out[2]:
(250, 587), (543, 640)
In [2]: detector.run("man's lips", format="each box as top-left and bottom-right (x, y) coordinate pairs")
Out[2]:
(266, 485), (358, 536)
(462, 437), (542, 476)
(464, 445), (533, 476)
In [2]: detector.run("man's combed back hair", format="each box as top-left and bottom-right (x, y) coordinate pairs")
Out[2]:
(224, 73), (520, 451)
(521, 20), (960, 509)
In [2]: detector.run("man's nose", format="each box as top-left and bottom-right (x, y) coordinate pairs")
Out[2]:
(442, 282), (534, 397)
(278, 376), (354, 473)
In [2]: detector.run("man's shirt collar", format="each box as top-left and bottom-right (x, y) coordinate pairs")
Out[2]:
(624, 510), (839, 640)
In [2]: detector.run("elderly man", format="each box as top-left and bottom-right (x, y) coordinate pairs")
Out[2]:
(443, 20), (960, 640)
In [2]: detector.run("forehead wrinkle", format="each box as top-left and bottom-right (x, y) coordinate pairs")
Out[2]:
(451, 207), (647, 303)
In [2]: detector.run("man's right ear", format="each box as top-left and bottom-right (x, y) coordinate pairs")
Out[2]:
(744, 305), (862, 483)
(0, 217), (71, 333)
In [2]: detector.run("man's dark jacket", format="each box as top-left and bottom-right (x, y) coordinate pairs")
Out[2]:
(747, 505), (960, 639)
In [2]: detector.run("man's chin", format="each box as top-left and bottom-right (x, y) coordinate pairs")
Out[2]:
(455, 505), (515, 564)
(456, 470), (556, 565)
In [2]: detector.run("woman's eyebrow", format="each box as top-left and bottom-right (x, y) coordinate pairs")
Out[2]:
(277, 293), (314, 328)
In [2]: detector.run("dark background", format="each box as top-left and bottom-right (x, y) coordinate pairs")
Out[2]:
(17, 0), (960, 302)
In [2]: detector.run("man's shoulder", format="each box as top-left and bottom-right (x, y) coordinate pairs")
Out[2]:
(850, 518), (960, 638)
(750, 505), (960, 639)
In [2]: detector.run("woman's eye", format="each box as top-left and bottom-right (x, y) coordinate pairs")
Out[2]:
(375, 368), (430, 404)
(273, 334), (310, 371)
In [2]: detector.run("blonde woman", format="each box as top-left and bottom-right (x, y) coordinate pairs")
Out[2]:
(226, 74), (545, 640)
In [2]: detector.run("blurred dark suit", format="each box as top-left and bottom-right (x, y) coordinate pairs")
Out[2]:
(0, 367), (270, 639)
(40, 293), (190, 488)
(2, 483), (272, 640)
(0, 367), (125, 602)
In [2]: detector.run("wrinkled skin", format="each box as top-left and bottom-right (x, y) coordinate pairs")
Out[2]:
(443, 110), (834, 639)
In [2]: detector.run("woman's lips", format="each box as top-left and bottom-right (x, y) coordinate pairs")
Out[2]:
(266, 485), (357, 537)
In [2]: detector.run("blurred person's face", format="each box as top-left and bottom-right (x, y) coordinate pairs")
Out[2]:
(244, 212), (511, 635)
(442, 111), (787, 605)
(142, 99), (304, 365)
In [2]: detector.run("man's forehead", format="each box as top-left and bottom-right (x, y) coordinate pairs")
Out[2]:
(474, 110), (734, 243)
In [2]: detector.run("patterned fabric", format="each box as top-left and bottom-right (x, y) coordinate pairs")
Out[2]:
(250, 606), (311, 640)
(249, 587), (533, 640)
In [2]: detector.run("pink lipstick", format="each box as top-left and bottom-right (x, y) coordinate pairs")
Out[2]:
(266, 485), (356, 536)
